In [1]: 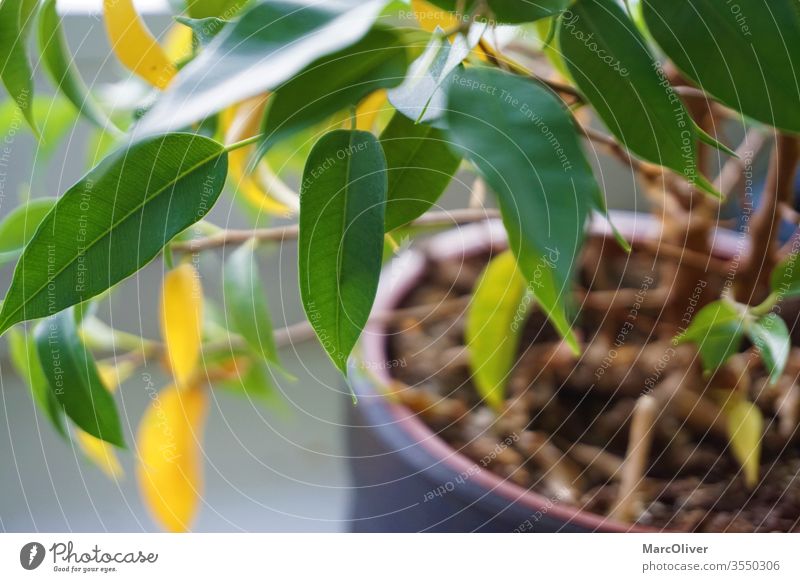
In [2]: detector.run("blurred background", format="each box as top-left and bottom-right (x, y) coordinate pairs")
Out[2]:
(0, 0), (646, 532)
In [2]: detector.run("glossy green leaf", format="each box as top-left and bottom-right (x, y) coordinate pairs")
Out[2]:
(299, 130), (387, 373)
(747, 312), (790, 385)
(0, 199), (56, 266)
(34, 308), (125, 446)
(445, 67), (597, 352)
(0, 133), (228, 334)
(258, 27), (408, 154)
(380, 113), (461, 231)
(138, 0), (389, 134)
(8, 327), (68, 438)
(642, 0), (800, 133)
(0, 0), (39, 135)
(677, 300), (745, 372)
(560, 0), (718, 196)
(770, 252), (800, 299)
(223, 240), (280, 366)
(466, 251), (530, 411)
(175, 15), (229, 46)
(427, 0), (569, 24)
(38, 0), (119, 133)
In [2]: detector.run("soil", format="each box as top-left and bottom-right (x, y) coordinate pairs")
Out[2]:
(386, 235), (800, 532)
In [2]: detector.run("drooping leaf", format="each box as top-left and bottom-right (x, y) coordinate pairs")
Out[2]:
(0, 133), (228, 335)
(299, 130), (387, 373)
(34, 308), (125, 447)
(258, 27), (408, 155)
(223, 240), (280, 366)
(137, 383), (208, 532)
(8, 327), (67, 438)
(466, 251), (530, 411)
(174, 16), (229, 47)
(380, 113), (461, 231)
(427, 0), (569, 24)
(676, 300), (745, 373)
(770, 252), (800, 299)
(137, 0), (389, 134)
(746, 313), (790, 385)
(160, 264), (204, 387)
(559, 0), (719, 196)
(103, 0), (176, 89)
(715, 392), (764, 489)
(0, 0), (40, 134)
(39, 0), (119, 133)
(642, 0), (800, 134)
(0, 199), (56, 266)
(445, 68), (597, 352)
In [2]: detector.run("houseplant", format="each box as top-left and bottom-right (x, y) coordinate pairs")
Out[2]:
(1, 0), (799, 531)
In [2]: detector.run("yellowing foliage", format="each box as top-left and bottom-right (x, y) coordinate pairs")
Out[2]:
(160, 264), (204, 387)
(137, 383), (208, 532)
(412, 0), (461, 32)
(354, 89), (388, 131)
(103, 0), (176, 89)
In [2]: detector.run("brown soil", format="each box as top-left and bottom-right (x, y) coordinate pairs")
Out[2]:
(386, 237), (800, 532)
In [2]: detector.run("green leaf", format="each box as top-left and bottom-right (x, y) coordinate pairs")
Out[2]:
(642, 0), (800, 134)
(677, 300), (745, 372)
(299, 129), (387, 373)
(218, 358), (287, 411)
(186, 0), (243, 19)
(559, 0), (718, 196)
(38, 0), (119, 133)
(223, 239), (280, 366)
(138, 0), (389, 134)
(258, 27), (408, 154)
(746, 313), (790, 385)
(0, 133), (228, 335)
(0, 0), (39, 135)
(770, 252), (800, 298)
(8, 327), (68, 439)
(34, 308), (125, 446)
(387, 28), (472, 124)
(0, 198), (57, 266)
(174, 15), (229, 46)
(445, 67), (598, 352)
(427, 0), (569, 24)
(466, 251), (530, 411)
(380, 113), (461, 231)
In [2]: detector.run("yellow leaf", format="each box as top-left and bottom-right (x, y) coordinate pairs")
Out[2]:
(412, 0), (461, 32)
(103, 0), (176, 89)
(163, 22), (195, 64)
(224, 97), (297, 216)
(715, 391), (764, 488)
(96, 361), (136, 393)
(137, 383), (208, 532)
(77, 431), (124, 479)
(160, 264), (204, 387)
(355, 89), (388, 131)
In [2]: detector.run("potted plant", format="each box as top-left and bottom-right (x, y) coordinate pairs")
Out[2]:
(2, 0), (799, 532)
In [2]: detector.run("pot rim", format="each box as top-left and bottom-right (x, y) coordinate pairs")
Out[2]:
(356, 210), (744, 532)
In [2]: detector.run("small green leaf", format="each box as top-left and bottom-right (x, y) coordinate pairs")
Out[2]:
(642, 0), (800, 134)
(138, 0), (389, 134)
(677, 300), (745, 372)
(218, 359), (286, 411)
(258, 27), (408, 154)
(223, 240), (280, 366)
(716, 392), (763, 489)
(299, 129), (387, 373)
(466, 251), (530, 411)
(380, 113), (461, 232)
(445, 67), (598, 352)
(746, 313), (790, 385)
(8, 327), (68, 439)
(0, 0), (40, 135)
(0, 133), (228, 335)
(559, 0), (719, 196)
(34, 308), (125, 447)
(0, 199), (56, 266)
(770, 252), (800, 298)
(38, 0), (119, 133)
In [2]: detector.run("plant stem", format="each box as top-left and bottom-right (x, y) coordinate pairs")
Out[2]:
(223, 133), (264, 153)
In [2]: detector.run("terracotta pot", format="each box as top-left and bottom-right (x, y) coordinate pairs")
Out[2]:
(347, 211), (742, 532)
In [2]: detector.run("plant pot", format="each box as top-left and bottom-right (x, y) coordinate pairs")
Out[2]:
(346, 211), (744, 532)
